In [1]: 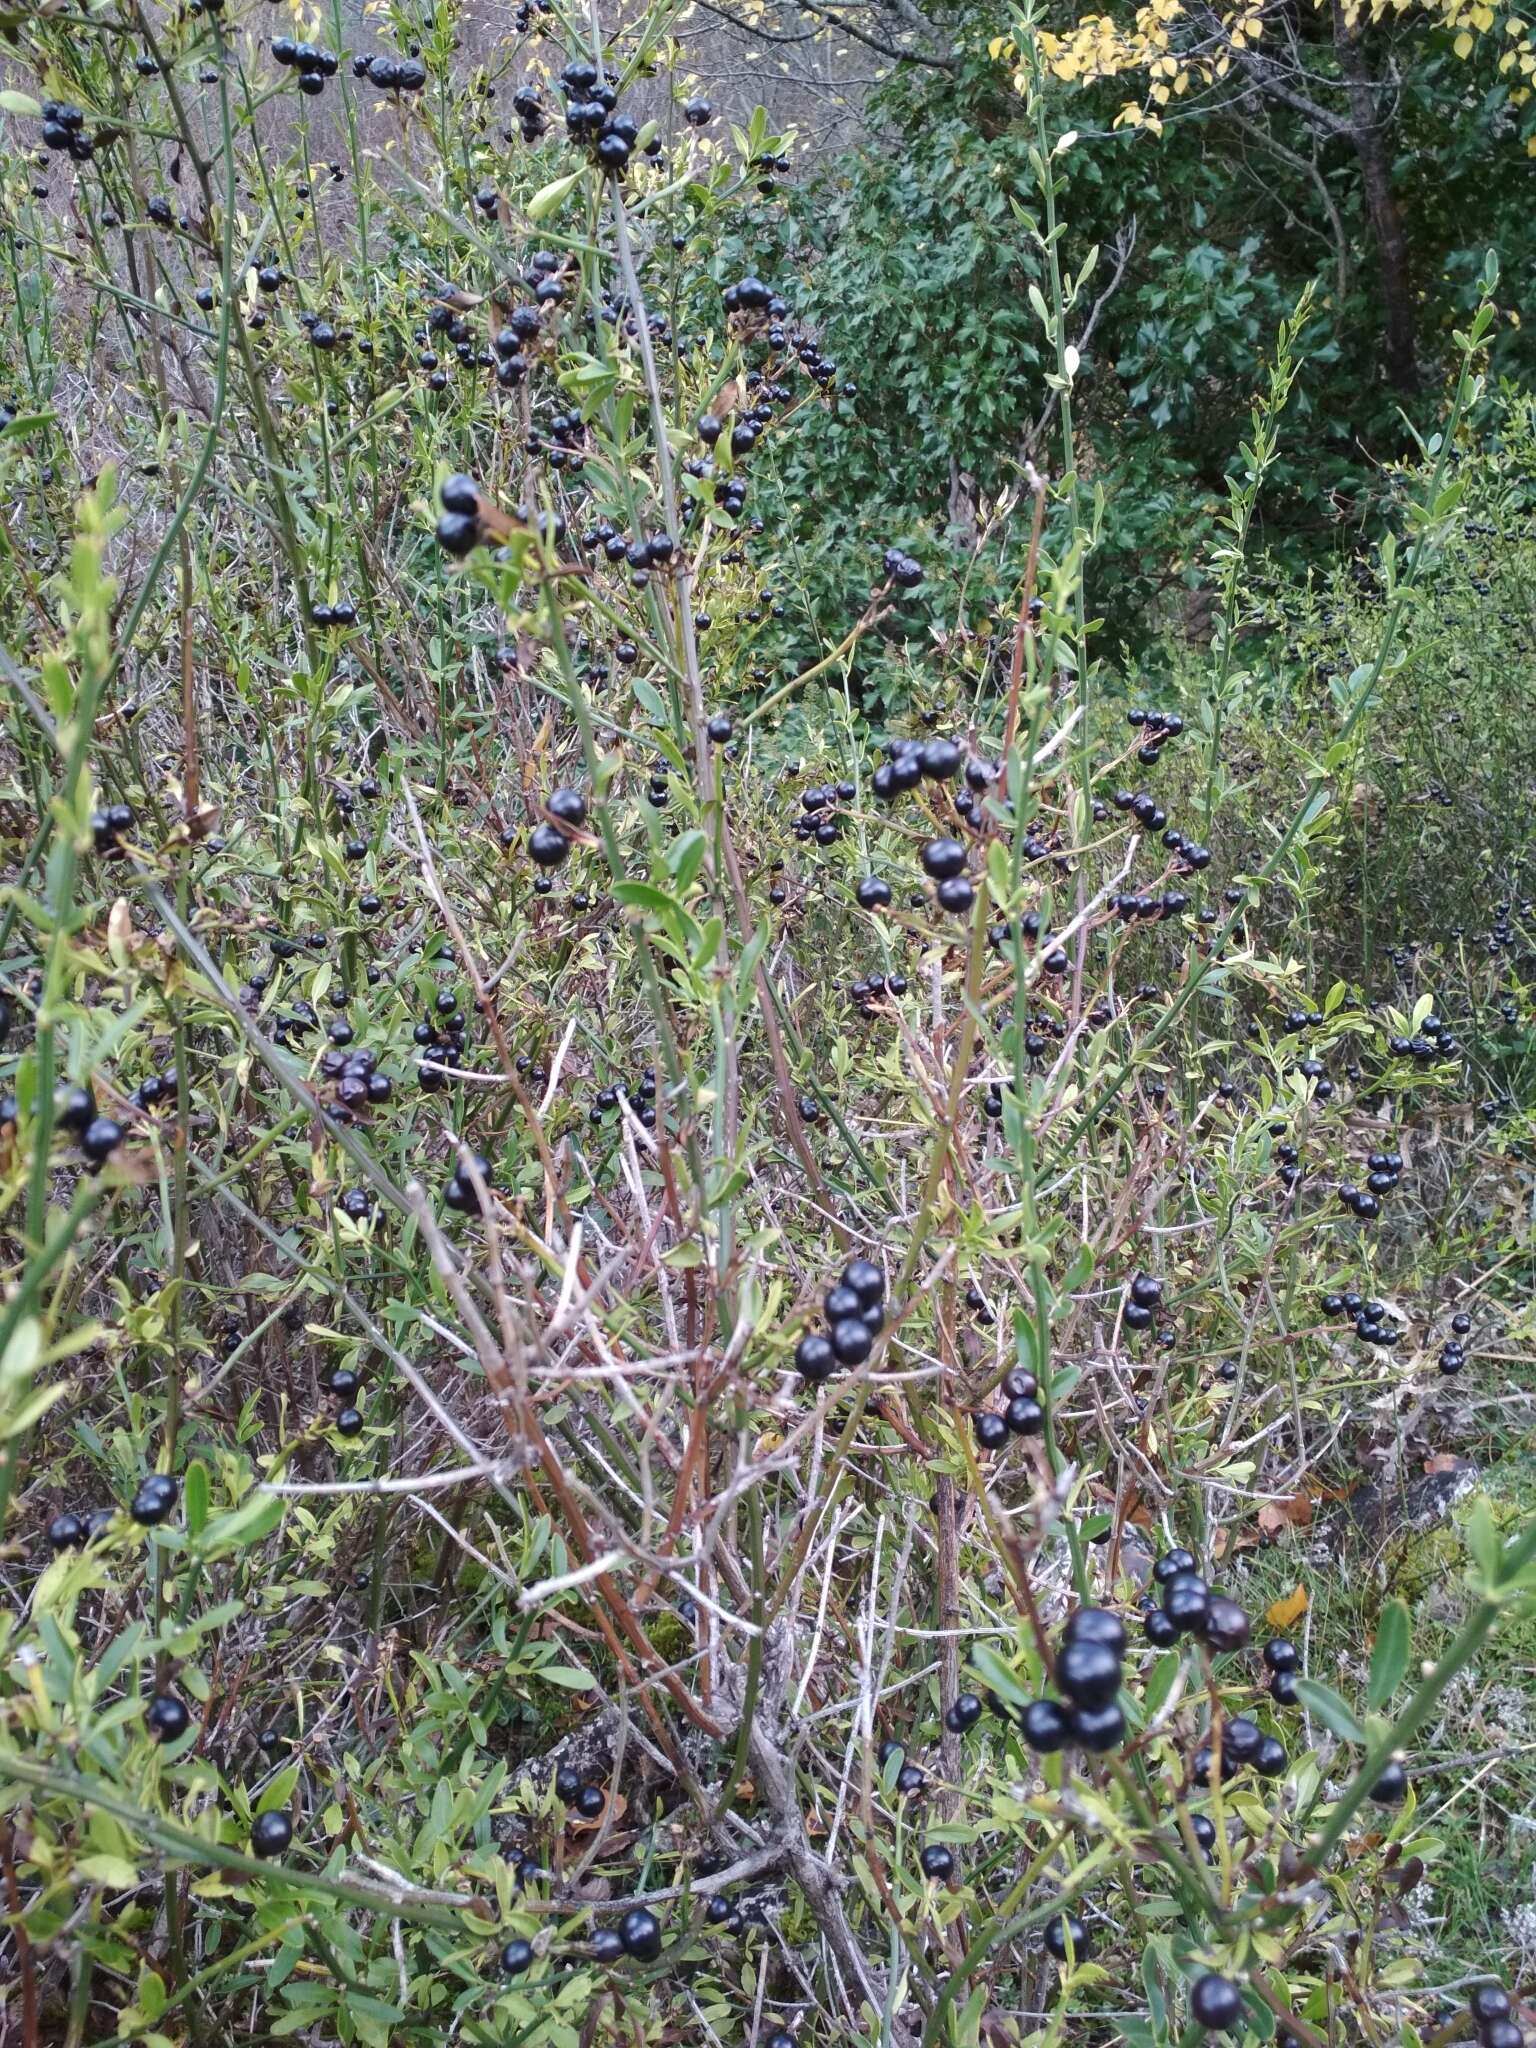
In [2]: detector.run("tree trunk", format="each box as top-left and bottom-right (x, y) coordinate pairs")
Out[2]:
(1332, 2), (1419, 392)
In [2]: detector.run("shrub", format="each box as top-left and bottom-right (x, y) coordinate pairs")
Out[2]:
(0, 8), (1532, 2048)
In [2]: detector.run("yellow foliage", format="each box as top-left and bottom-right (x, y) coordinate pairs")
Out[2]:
(1023, 0), (1535, 133)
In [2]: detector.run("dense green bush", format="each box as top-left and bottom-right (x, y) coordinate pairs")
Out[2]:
(746, 5), (1536, 660)
(0, 6), (1534, 2048)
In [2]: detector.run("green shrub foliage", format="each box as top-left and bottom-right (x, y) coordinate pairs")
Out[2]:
(0, 7), (1533, 2048)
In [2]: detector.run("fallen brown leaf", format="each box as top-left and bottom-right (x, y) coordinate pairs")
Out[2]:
(1266, 1584), (1308, 1630)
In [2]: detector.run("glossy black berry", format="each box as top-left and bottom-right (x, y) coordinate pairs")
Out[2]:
(1161, 1571), (1210, 1633)
(1044, 1911), (1089, 1961)
(146, 1693), (191, 1742)
(920, 837), (966, 882)
(795, 1333), (836, 1382)
(1369, 1759), (1408, 1803)
(918, 1843), (954, 1880)
(617, 1906), (661, 1960)
(1471, 1989), (1513, 2027)
(47, 1511), (87, 1550)
(1021, 1698), (1071, 1752)
(1070, 1701), (1126, 1751)
(529, 822), (570, 867)
(1063, 1608), (1127, 1657)
(131, 1474), (178, 1525)
(1201, 1597), (1251, 1652)
(1154, 1548), (1197, 1584)
(975, 1411), (1008, 1451)
(251, 1810), (293, 1857)
(1057, 1639), (1122, 1708)
(1191, 1974), (1243, 2030)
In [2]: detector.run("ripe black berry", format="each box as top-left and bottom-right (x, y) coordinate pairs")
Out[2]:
(131, 1474), (178, 1525)
(47, 1511), (87, 1550)
(1191, 1975), (1242, 2030)
(251, 1810), (293, 1857)
(920, 837), (966, 881)
(618, 1906), (662, 1960)
(1369, 1759), (1408, 1803)
(146, 1693), (191, 1742)
(1021, 1699), (1071, 1752)
(1043, 1911), (1089, 1961)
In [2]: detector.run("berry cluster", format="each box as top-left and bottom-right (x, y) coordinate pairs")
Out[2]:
(558, 59), (655, 174)
(40, 101), (95, 161)
(351, 52), (429, 93)
(973, 1364), (1043, 1450)
(502, 1886), (664, 1972)
(318, 1040), (391, 1119)
(270, 39), (340, 97)
(1469, 1983), (1524, 2048)
(436, 473), (487, 558)
(793, 1256), (887, 1382)
(1439, 1307), (1475, 1374)
(324, 1363), (364, 1437)
(847, 966), (909, 1014)
(1320, 1287), (1405, 1349)
(413, 985), (470, 1093)
(1021, 1607), (1131, 1754)
(1387, 1011), (1462, 1062)
(1125, 702), (1185, 766)
(511, 85), (548, 144)
(586, 1066), (658, 1130)
(1142, 1550), (1252, 1654)
(882, 545), (924, 590)
(91, 801), (134, 854)
(870, 733), (963, 802)
(492, 306), (542, 389)
(54, 1082), (124, 1166)
(444, 1151), (494, 1215)
(529, 786), (588, 870)
(1122, 1268), (1166, 1333)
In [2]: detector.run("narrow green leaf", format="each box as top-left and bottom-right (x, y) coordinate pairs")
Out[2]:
(1366, 1599), (1410, 1710)
(528, 171), (582, 220)
(1295, 1678), (1365, 1745)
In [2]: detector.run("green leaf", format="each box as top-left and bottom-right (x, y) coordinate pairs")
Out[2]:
(1465, 1495), (1501, 1587)
(257, 1766), (299, 1815)
(1366, 1599), (1410, 1710)
(0, 1381), (69, 1439)
(1295, 1678), (1365, 1745)
(183, 1459), (210, 1538)
(968, 1641), (1026, 1707)
(540, 1662), (596, 1690)
(0, 1315), (42, 1390)
(137, 1968), (167, 2022)
(666, 829), (706, 892)
(528, 171), (582, 221)
(0, 89), (43, 117)
(985, 838), (1013, 909)
(198, 1489), (283, 1559)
